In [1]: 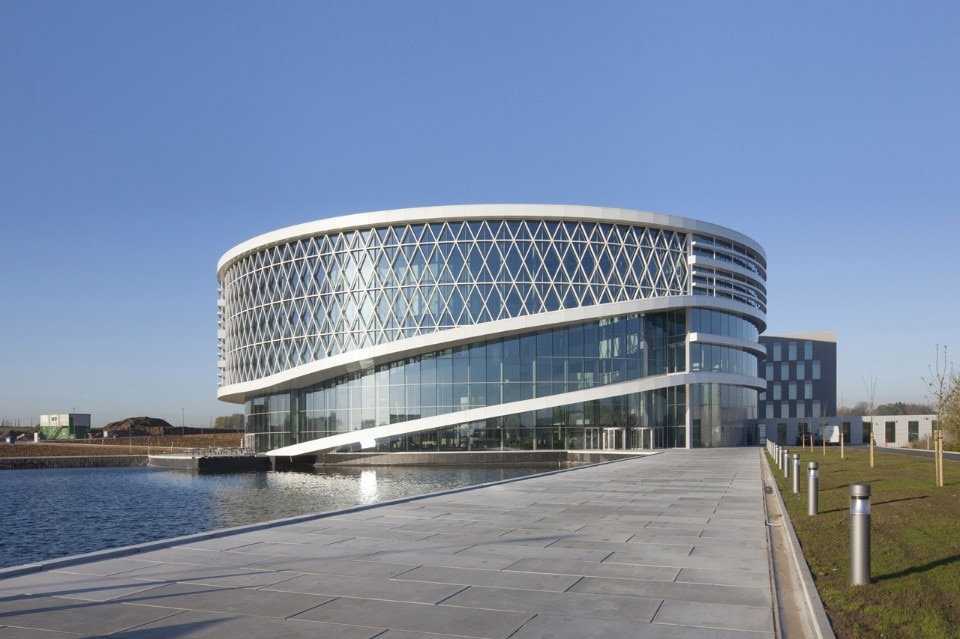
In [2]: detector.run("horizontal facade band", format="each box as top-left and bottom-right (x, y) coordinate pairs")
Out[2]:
(218, 295), (765, 403)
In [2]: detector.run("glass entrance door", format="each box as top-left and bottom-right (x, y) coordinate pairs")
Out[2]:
(602, 427), (624, 450)
(585, 427), (601, 449)
(635, 427), (651, 450)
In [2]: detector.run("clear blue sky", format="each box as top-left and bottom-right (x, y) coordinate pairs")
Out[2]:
(2, 1), (958, 427)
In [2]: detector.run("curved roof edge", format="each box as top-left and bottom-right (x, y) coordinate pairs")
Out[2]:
(217, 204), (766, 279)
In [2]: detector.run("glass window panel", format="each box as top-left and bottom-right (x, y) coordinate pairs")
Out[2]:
(551, 325), (568, 359)
(502, 380), (519, 403)
(908, 421), (919, 442)
(520, 333), (537, 359)
(569, 325), (584, 357)
(437, 379), (452, 412)
(453, 347), (469, 384)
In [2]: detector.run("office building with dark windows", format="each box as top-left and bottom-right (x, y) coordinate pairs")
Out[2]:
(757, 333), (837, 421)
(216, 205), (768, 455)
(751, 333), (840, 445)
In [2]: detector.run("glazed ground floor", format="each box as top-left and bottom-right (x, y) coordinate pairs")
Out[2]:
(244, 382), (761, 453)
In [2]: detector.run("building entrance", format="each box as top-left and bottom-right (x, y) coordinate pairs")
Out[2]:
(585, 427), (630, 450)
(602, 427), (624, 450)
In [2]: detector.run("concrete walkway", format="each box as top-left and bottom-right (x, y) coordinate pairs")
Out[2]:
(2, 449), (786, 638)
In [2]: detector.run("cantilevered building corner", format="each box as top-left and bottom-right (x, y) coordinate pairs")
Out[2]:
(216, 205), (767, 454)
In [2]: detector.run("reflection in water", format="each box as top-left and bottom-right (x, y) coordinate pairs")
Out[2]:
(359, 470), (379, 503)
(1, 465), (549, 568)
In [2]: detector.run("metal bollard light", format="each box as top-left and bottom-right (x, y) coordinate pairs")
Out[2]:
(783, 449), (790, 478)
(792, 454), (801, 493)
(808, 462), (819, 516)
(850, 484), (871, 585)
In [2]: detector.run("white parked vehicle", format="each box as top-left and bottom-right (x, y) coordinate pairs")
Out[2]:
(821, 424), (841, 445)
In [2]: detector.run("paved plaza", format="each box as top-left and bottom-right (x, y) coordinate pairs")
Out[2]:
(1, 449), (789, 638)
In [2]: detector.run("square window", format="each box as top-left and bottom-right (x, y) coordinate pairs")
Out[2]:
(908, 421), (919, 442)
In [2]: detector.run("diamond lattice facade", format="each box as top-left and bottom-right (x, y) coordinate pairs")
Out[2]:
(217, 205), (767, 454)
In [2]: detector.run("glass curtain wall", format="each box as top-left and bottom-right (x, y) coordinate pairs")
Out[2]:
(293, 311), (685, 440)
(370, 386), (686, 452)
(245, 308), (760, 451)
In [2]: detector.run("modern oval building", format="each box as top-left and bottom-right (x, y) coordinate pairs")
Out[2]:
(217, 205), (767, 455)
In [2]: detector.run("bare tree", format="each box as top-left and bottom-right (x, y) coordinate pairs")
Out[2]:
(923, 345), (953, 487)
(864, 376), (877, 468)
(837, 397), (846, 460)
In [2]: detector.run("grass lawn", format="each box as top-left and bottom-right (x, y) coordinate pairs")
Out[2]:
(770, 447), (960, 639)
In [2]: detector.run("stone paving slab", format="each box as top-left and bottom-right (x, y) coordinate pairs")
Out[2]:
(0, 449), (776, 638)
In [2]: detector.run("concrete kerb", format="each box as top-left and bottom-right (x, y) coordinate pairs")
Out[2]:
(761, 449), (835, 638)
(760, 457), (785, 639)
(0, 452), (658, 581)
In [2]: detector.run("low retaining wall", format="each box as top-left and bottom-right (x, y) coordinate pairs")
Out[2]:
(0, 456), (148, 471)
(148, 454), (272, 472)
(307, 450), (651, 468)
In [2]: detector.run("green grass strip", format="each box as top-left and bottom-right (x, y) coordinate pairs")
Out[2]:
(770, 448), (960, 639)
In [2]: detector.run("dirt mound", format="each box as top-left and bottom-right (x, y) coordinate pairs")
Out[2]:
(102, 417), (176, 437)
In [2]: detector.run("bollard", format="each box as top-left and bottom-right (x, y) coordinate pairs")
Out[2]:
(792, 454), (800, 493)
(808, 462), (819, 516)
(783, 449), (790, 478)
(850, 484), (871, 585)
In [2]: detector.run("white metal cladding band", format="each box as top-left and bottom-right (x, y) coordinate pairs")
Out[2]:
(217, 295), (765, 403)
